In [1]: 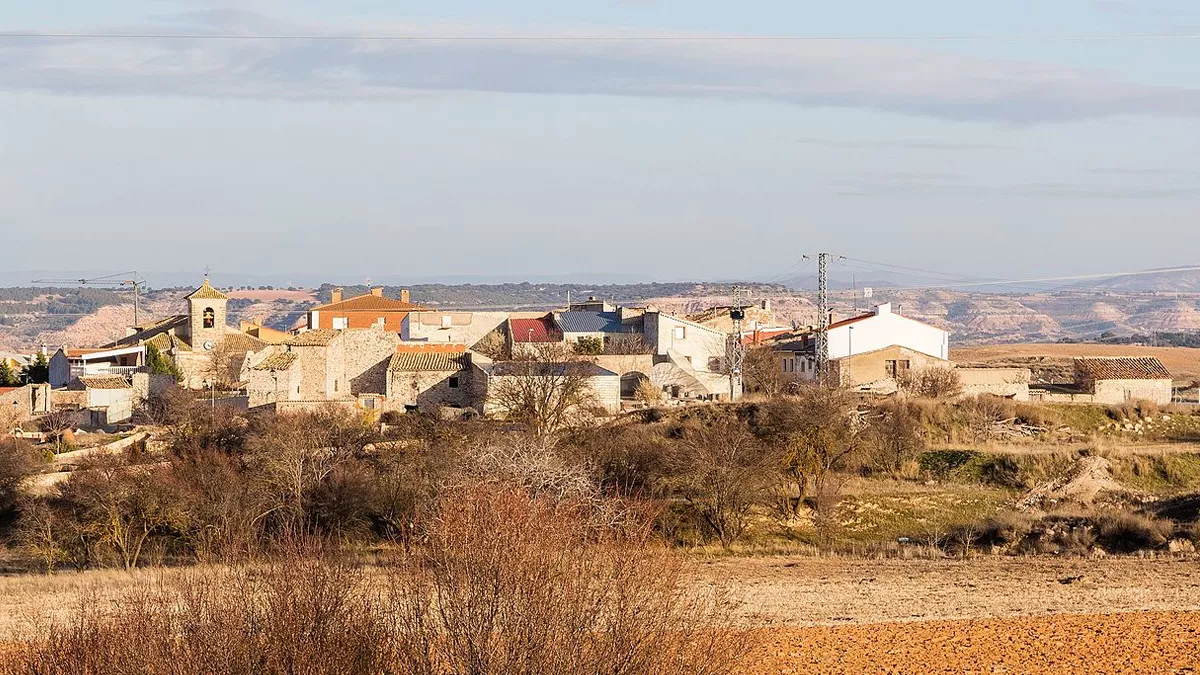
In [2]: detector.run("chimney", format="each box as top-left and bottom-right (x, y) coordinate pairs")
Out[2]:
(761, 299), (771, 312)
(371, 287), (384, 297)
(400, 289), (411, 303)
(330, 288), (343, 304)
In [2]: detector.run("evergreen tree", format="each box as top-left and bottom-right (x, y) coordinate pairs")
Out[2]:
(0, 360), (16, 386)
(146, 343), (182, 381)
(22, 353), (49, 385)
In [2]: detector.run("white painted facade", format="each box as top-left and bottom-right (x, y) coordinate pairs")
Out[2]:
(827, 303), (949, 361)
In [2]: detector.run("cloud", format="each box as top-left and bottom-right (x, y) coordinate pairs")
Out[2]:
(3, 9), (1200, 123)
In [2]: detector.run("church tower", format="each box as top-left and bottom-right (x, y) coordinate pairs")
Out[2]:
(185, 278), (229, 351)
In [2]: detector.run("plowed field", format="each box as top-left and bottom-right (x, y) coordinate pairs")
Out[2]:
(744, 611), (1200, 674)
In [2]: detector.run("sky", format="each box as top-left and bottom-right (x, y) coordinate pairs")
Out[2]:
(2, 0), (1199, 285)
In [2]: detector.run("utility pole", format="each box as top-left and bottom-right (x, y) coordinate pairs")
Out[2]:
(803, 253), (843, 384)
(728, 286), (746, 400)
(32, 272), (146, 328)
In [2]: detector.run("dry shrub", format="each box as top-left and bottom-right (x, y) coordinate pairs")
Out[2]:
(1094, 512), (1174, 553)
(393, 487), (744, 675)
(633, 377), (664, 405)
(1, 437), (46, 512)
(1107, 399), (1161, 422)
(7, 490), (746, 675)
(896, 367), (962, 399)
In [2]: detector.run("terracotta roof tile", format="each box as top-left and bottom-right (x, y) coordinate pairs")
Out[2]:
(314, 293), (426, 313)
(1075, 357), (1171, 381)
(74, 375), (132, 390)
(253, 352), (298, 371)
(389, 351), (469, 372)
(185, 280), (229, 301)
(286, 329), (341, 347)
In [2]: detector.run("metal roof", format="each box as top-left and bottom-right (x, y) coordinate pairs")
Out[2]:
(556, 311), (633, 334)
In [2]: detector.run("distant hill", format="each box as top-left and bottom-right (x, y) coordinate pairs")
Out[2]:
(1068, 269), (1200, 293)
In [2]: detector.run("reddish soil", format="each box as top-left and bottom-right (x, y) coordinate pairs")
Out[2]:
(745, 611), (1200, 674)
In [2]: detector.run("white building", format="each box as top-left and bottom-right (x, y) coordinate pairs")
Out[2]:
(826, 303), (948, 362)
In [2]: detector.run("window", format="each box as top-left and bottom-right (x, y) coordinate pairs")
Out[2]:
(673, 326), (687, 340)
(333, 317), (348, 330)
(885, 360), (912, 378)
(441, 315), (453, 328)
(375, 317), (385, 327)
(449, 376), (460, 389)
(334, 380), (338, 393)
(203, 307), (215, 329)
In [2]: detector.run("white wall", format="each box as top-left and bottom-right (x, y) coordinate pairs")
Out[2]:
(644, 312), (728, 373)
(828, 304), (948, 361)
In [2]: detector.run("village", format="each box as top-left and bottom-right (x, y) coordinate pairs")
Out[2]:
(0, 277), (1181, 435)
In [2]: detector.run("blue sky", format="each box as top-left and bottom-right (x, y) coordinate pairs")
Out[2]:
(2, 1), (1199, 284)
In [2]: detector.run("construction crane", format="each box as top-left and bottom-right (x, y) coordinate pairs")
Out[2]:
(32, 271), (148, 328)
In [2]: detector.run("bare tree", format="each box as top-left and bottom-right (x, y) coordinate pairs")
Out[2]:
(740, 346), (795, 398)
(487, 343), (599, 436)
(673, 419), (772, 549)
(39, 409), (77, 451)
(867, 400), (926, 474)
(772, 385), (863, 530)
(204, 338), (244, 390)
(897, 366), (962, 399)
(603, 332), (652, 355)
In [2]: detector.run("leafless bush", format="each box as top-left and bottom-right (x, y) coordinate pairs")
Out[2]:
(634, 377), (663, 405)
(740, 346), (796, 398)
(488, 343), (599, 436)
(671, 419), (772, 548)
(865, 400), (926, 474)
(896, 366), (962, 399)
(8, 491), (747, 675)
(391, 486), (745, 675)
(1, 437), (45, 512)
(603, 332), (653, 356)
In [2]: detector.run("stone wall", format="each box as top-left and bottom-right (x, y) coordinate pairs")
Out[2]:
(0, 386), (33, 427)
(1094, 378), (1173, 406)
(341, 327), (400, 396)
(830, 345), (949, 388)
(248, 365), (301, 409)
(386, 370), (473, 412)
(955, 367), (1032, 401)
(131, 373), (177, 405)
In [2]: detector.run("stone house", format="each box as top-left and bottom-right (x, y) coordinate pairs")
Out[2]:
(245, 326), (401, 410)
(479, 360), (621, 417)
(385, 345), (476, 413)
(1073, 357), (1173, 405)
(1, 384), (50, 430)
(65, 375), (134, 424)
(402, 310), (510, 351)
(306, 287), (424, 331)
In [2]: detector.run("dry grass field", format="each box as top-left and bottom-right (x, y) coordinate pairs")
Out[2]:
(953, 343), (1200, 384)
(4, 555), (1200, 673)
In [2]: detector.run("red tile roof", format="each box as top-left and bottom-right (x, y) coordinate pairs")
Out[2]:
(510, 317), (561, 343)
(313, 293), (426, 313)
(389, 351), (469, 372)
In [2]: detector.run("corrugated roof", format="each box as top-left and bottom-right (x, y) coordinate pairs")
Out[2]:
(313, 293), (426, 313)
(75, 375), (132, 390)
(556, 311), (632, 334)
(185, 280), (229, 301)
(1075, 357), (1171, 381)
(510, 317), (561, 343)
(388, 351), (469, 372)
(286, 329), (341, 347)
(253, 352), (298, 371)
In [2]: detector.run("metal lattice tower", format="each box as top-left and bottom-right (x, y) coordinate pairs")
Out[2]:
(815, 253), (830, 380)
(728, 285), (747, 400)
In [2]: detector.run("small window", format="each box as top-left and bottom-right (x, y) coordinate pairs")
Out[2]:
(375, 317), (385, 327)
(333, 317), (348, 330)
(449, 376), (460, 389)
(203, 307), (215, 329)
(334, 380), (338, 393)
(441, 315), (453, 328)
(673, 326), (686, 340)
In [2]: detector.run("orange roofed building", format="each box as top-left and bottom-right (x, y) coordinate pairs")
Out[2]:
(306, 287), (426, 332)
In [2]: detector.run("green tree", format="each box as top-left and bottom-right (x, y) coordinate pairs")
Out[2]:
(0, 360), (17, 386)
(22, 352), (49, 385)
(145, 343), (182, 381)
(574, 336), (604, 355)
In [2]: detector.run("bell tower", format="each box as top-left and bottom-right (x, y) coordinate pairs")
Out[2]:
(185, 277), (229, 351)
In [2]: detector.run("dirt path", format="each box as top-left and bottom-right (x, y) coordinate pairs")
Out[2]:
(744, 611), (1200, 674)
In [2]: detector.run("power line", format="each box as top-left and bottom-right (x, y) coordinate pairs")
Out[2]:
(2, 32), (1200, 42)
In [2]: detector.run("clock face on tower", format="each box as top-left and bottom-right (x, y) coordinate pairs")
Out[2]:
(203, 340), (215, 351)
